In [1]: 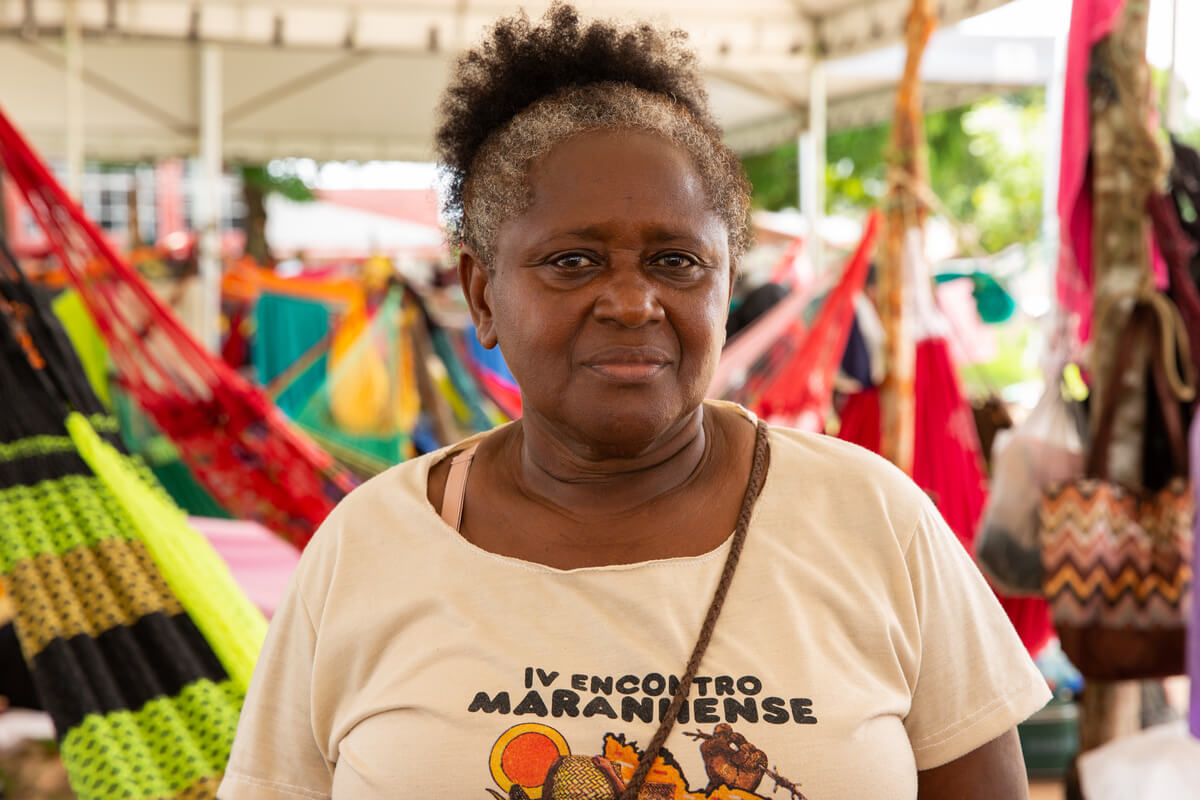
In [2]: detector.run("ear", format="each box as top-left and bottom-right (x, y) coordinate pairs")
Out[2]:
(458, 245), (499, 349)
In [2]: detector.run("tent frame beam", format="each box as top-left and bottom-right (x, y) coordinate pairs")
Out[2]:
(64, 0), (82, 197)
(224, 51), (371, 126)
(16, 37), (193, 135)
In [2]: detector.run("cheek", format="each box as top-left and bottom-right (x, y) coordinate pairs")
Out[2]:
(673, 286), (730, 388)
(488, 278), (572, 377)
(688, 284), (731, 346)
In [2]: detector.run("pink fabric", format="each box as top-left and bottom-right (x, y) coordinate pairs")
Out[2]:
(1151, 231), (1169, 290)
(1058, 0), (1127, 343)
(191, 516), (302, 618)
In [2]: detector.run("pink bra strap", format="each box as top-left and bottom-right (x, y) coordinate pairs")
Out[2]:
(439, 443), (480, 532)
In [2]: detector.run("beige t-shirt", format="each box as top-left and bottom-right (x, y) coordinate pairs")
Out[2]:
(219, 420), (1049, 800)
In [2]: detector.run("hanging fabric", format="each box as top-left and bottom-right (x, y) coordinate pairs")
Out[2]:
(407, 287), (500, 435)
(0, 104), (357, 549)
(51, 289), (112, 410)
(462, 324), (522, 419)
(838, 225), (1054, 655)
(720, 213), (880, 429)
(292, 286), (420, 477)
(0, 245), (257, 800)
(253, 290), (332, 419)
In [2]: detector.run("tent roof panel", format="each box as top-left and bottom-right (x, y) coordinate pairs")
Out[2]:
(6, 0), (1011, 60)
(0, 0), (1027, 161)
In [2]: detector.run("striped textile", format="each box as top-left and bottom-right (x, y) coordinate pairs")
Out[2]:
(0, 275), (247, 799)
(1039, 476), (1193, 679)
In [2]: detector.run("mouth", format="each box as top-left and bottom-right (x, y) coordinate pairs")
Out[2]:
(583, 347), (672, 383)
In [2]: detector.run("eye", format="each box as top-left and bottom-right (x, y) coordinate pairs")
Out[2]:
(652, 252), (699, 270)
(551, 252), (599, 270)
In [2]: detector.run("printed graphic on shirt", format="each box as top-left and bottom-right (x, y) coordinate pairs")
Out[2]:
(471, 667), (816, 798)
(482, 722), (811, 799)
(467, 667), (820, 727)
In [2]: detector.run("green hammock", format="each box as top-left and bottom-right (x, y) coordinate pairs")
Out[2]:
(253, 280), (504, 478)
(1, 243), (264, 800)
(288, 287), (414, 477)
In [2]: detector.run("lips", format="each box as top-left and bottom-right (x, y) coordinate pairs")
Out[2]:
(583, 347), (672, 383)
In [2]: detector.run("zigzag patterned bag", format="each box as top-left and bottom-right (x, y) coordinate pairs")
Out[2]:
(1040, 299), (1195, 680)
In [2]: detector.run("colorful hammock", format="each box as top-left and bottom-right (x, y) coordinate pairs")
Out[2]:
(0, 105), (356, 549)
(407, 288), (502, 436)
(462, 324), (523, 419)
(0, 243), (263, 800)
(717, 212), (881, 428)
(250, 274), (505, 477)
(291, 286), (420, 476)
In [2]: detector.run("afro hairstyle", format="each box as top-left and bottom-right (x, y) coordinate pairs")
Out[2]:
(434, 2), (752, 264)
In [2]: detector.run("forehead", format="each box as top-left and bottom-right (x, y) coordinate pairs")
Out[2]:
(522, 129), (716, 227)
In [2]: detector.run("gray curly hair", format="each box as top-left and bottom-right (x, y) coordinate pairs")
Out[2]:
(461, 82), (751, 266)
(435, 4), (752, 267)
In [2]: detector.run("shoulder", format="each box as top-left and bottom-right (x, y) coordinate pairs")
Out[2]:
(759, 424), (931, 551)
(289, 441), (470, 614)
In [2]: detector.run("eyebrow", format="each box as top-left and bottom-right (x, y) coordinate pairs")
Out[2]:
(541, 224), (714, 245)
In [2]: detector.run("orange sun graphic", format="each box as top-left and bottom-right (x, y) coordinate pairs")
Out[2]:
(489, 723), (572, 799)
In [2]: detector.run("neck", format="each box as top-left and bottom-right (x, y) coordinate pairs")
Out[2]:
(510, 405), (711, 519)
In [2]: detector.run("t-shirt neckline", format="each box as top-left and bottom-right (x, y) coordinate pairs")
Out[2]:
(412, 401), (771, 575)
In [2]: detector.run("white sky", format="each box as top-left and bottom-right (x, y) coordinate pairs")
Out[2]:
(308, 0), (1198, 191)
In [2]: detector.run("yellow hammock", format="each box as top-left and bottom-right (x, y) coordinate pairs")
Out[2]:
(65, 412), (266, 692)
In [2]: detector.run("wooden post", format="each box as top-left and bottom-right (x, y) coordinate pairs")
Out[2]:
(1075, 0), (1167, 774)
(1087, 0), (1164, 489)
(877, 0), (936, 474)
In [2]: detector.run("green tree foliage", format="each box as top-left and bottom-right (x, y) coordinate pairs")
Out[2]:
(741, 90), (1046, 253)
(236, 163), (315, 264)
(238, 164), (315, 203)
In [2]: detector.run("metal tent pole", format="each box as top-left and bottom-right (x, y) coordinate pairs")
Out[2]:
(64, 0), (84, 199)
(195, 42), (223, 352)
(800, 59), (827, 274)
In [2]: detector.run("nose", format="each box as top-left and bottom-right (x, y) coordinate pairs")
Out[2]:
(592, 260), (666, 328)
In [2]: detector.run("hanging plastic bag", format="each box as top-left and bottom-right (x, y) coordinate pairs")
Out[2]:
(975, 379), (1086, 595)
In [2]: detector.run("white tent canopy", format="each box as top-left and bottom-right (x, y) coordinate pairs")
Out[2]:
(2, 0), (1045, 349)
(0, 0), (1027, 163)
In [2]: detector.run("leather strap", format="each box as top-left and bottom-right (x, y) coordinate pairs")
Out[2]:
(1089, 300), (1190, 479)
(619, 418), (771, 800)
(1148, 310), (1190, 474)
(439, 443), (480, 532)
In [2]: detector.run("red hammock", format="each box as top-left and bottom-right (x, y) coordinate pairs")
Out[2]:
(0, 106), (356, 549)
(719, 212), (880, 429)
(839, 339), (1055, 655)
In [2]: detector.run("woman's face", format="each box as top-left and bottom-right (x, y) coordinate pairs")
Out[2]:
(461, 129), (733, 454)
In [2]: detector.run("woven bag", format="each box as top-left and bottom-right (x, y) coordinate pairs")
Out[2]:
(1039, 297), (1195, 680)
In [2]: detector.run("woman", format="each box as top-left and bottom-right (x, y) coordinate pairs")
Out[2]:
(220, 6), (1049, 799)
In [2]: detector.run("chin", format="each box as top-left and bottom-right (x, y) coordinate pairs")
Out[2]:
(557, 395), (700, 458)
